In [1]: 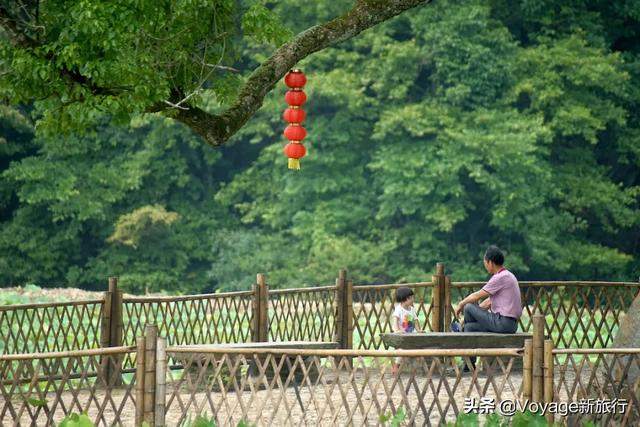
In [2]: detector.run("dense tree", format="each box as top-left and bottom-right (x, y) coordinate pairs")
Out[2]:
(0, 0), (638, 292)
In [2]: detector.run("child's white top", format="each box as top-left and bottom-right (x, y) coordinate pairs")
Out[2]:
(392, 304), (418, 332)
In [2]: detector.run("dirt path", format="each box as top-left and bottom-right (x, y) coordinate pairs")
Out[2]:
(163, 369), (524, 426)
(1, 364), (617, 427)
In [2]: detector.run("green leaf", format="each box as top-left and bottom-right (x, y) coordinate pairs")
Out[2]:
(59, 412), (94, 427)
(26, 397), (48, 407)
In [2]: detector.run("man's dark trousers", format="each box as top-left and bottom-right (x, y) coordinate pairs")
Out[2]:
(463, 303), (518, 333)
(461, 303), (518, 370)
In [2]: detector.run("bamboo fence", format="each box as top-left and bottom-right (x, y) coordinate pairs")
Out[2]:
(0, 346), (137, 427)
(1, 327), (639, 426)
(162, 346), (524, 426)
(1, 267), (639, 358)
(551, 348), (640, 426)
(0, 299), (104, 354)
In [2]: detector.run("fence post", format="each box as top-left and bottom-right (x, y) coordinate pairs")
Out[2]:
(443, 274), (452, 329)
(100, 279), (113, 349)
(252, 274), (269, 342)
(334, 271), (344, 346)
(100, 279), (113, 384)
(543, 339), (554, 424)
(431, 263), (445, 332)
(334, 269), (353, 368)
(345, 279), (353, 350)
(522, 339), (533, 403)
(110, 277), (123, 385)
(100, 277), (123, 385)
(252, 279), (260, 342)
(155, 336), (167, 427)
(532, 313), (545, 403)
(144, 324), (158, 426)
(135, 336), (146, 426)
(334, 269), (348, 348)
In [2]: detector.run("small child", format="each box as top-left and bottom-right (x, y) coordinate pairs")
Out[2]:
(391, 287), (422, 374)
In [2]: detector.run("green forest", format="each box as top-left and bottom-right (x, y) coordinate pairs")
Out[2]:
(1, 0), (639, 293)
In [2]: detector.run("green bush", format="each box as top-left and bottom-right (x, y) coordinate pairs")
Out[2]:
(58, 413), (94, 427)
(180, 415), (254, 427)
(447, 410), (599, 427)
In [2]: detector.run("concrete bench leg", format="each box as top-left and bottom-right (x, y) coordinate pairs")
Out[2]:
(248, 355), (321, 387)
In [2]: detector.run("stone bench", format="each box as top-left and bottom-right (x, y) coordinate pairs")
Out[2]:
(381, 332), (532, 371)
(174, 341), (339, 390)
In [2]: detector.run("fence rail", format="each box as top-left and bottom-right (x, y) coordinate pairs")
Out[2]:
(1, 267), (639, 358)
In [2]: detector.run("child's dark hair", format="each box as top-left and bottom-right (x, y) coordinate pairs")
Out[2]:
(396, 287), (414, 303)
(484, 245), (505, 265)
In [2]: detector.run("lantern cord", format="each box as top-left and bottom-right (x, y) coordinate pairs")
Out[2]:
(288, 158), (301, 170)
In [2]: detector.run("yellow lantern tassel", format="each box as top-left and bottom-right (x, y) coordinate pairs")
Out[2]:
(288, 158), (301, 170)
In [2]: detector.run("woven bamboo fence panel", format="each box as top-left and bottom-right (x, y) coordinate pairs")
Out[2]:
(0, 300), (104, 354)
(450, 282), (640, 349)
(268, 286), (337, 343)
(1, 280), (638, 358)
(163, 347), (522, 426)
(0, 346), (137, 426)
(122, 291), (254, 352)
(351, 283), (435, 350)
(551, 348), (640, 426)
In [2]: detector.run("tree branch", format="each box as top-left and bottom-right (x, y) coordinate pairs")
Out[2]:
(0, 5), (121, 96)
(0, 4), (39, 48)
(174, 0), (433, 147)
(1, 1), (432, 146)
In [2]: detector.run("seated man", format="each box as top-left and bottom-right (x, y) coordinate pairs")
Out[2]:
(454, 245), (522, 333)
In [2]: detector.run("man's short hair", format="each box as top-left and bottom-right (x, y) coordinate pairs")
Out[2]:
(396, 287), (414, 303)
(484, 245), (505, 265)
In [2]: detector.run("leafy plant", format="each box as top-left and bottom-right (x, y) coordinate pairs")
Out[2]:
(180, 416), (253, 427)
(26, 397), (48, 407)
(446, 410), (599, 426)
(510, 410), (548, 427)
(181, 414), (216, 427)
(447, 412), (480, 427)
(379, 406), (406, 426)
(58, 412), (94, 427)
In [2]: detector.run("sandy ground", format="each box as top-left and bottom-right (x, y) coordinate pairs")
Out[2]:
(1, 362), (522, 427)
(163, 367), (524, 426)
(1, 362), (634, 427)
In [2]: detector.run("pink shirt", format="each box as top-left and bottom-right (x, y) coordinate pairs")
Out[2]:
(482, 268), (522, 319)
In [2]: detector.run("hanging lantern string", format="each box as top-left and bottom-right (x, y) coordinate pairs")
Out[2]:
(283, 69), (308, 170)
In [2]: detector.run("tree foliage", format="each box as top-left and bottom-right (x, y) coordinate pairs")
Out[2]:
(0, 0), (639, 292)
(0, 0), (433, 146)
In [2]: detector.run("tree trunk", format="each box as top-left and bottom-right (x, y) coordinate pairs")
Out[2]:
(610, 292), (640, 386)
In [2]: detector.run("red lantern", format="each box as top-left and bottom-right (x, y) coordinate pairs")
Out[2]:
(282, 107), (306, 123)
(284, 142), (306, 170)
(284, 124), (307, 141)
(282, 68), (310, 170)
(285, 69), (307, 88)
(285, 90), (307, 106)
